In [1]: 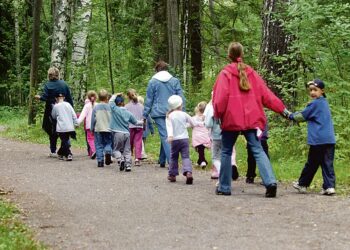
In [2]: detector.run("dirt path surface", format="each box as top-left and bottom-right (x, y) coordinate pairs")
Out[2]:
(0, 137), (349, 250)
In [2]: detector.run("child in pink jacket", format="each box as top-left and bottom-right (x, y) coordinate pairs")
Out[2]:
(77, 90), (98, 158)
(192, 101), (211, 168)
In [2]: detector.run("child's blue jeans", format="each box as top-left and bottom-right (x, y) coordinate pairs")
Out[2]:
(94, 132), (112, 163)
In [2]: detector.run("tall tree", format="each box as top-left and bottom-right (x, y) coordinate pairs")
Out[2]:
(259, 0), (293, 97)
(151, 0), (168, 62)
(28, 0), (43, 125)
(70, 0), (92, 103)
(105, 0), (114, 93)
(14, 0), (23, 105)
(188, 0), (202, 86)
(51, 0), (71, 79)
(167, 0), (181, 70)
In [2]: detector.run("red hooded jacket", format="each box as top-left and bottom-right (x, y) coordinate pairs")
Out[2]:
(213, 63), (285, 131)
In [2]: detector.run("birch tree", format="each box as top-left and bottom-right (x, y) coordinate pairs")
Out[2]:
(14, 0), (23, 105)
(51, 0), (71, 79)
(70, 0), (92, 103)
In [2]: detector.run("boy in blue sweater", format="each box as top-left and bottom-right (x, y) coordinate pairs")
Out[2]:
(289, 79), (336, 195)
(109, 94), (143, 172)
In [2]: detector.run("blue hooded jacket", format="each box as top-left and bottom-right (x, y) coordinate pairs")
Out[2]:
(143, 71), (185, 118)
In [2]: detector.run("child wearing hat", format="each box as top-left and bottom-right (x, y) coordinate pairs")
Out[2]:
(51, 93), (78, 161)
(109, 93), (144, 172)
(166, 95), (203, 184)
(289, 79), (336, 195)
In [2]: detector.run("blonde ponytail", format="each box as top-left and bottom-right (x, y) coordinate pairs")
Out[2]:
(237, 62), (250, 91)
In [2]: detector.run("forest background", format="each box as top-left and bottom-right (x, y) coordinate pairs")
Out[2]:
(0, 0), (349, 193)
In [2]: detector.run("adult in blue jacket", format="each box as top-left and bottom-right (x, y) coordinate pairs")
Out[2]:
(35, 67), (73, 157)
(143, 61), (186, 167)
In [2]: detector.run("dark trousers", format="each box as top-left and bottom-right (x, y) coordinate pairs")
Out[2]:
(195, 144), (207, 165)
(57, 133), (72, 157)
(49, 133), (59, 153)
(299, 144), (336, 189)
(246, 139), (269, 178)
(169, 139), (192, 176)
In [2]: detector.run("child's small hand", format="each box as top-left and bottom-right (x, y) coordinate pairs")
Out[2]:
(167, 136), (173, 143)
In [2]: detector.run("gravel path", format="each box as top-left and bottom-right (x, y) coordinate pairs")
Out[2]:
(0, 136), (349, 250)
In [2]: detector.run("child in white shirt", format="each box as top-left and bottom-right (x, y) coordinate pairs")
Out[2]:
(166, 95), (202, 184)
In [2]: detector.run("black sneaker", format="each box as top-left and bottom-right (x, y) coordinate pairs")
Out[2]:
(265, 183), (277, 198)
(215, 187), (231, 196)
(232, 165), (239, 180)
(119, 161), (125, 171)
(125, 165), (131, 172)
(105, 154), (112, 165)
(160, 163), (166, 168)
(97, 162), (104, 168)
(91, 152), (96, 159)
(58, 155), (64, 160)
(66, 154), (73, 161)
(246, 177), (255, 184)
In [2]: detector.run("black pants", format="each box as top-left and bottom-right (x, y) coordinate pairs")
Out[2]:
(299, 144), (336, 189)
(195, 144), (207, 165)
(246, 139), (269, 178)
(57, 133), (72, 157)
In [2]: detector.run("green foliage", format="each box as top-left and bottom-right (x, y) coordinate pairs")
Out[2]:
(0, 199), (45, 249)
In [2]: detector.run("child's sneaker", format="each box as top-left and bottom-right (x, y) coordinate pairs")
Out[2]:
(293, 181), (307, 193)
(105, 154), (112, 165)
(232, 165), (239, 180)
(185, 172), (193, 185)
(141, 153), (148, 160)
(91, 152), (96, 159)
(320, 187), (336, 195)
(246, 177), (255, 184)
(97, 162), (104, 168)
(134, 159), (141, 167)
(58, 155), (64, 161)
(125, 165), (131, 172)
(167, 175), (176, 182)
(211, 166), (219, 179)
(49, 152), (57, 158)
(66, 154), (73, 161)
(119, 161), (125, 171)
(200, 161), (207, 169)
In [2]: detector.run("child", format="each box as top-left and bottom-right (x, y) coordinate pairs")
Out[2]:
(137, 95), (154, 159)
(77, 90), (97, 159)
(289, 79), (336, 195)
(109, 93), (143, 172)
(125, 89), (144, 166)
(91, 89), (112, 168)
(204, 96), (239, 180)
(192, 101), (211, 168)
(246, 123), (269, 184)
(166, 95), (202, 184)
(51, 93), (78, 161)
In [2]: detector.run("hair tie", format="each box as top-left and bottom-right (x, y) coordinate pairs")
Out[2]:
(236, 57), (242, 63)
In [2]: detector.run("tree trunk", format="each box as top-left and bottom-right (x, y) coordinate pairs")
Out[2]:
(14, 0), (23, 105)
(188, 0), (202, 86)
(152, 0), (168, 62)
(70, 0), (92, 103)
(28, 0), (43, 125)
(259, 0), (294, 97)
(208, 0), (220, 59)
(105, 0), (114, 93)
(167, 0), (181, 70)
(51, 0), (72, 79)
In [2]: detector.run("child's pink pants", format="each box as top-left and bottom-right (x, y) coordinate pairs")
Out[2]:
(86, 129), (96, 156)
(130, 128), (143, 160)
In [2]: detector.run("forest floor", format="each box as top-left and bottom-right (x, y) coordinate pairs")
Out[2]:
(0, 135), (350, 250)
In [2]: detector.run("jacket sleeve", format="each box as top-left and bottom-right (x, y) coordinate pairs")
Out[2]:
(70, 104), (78, 126)
(51, 105), (57, 120)
(166, 117), (173, 137)
(147, 116), (154, 134)
(64, 85), (74, 107)
(77, 104), (88, 125)
(40, 84), (49, 102)
(143, 81), (154, 118)
(90, 108), (96, 132)
(212, 71), (229, 119)
(255, 72), (285, 113)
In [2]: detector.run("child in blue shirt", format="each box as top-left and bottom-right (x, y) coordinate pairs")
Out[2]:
(289, 79), (336, 195)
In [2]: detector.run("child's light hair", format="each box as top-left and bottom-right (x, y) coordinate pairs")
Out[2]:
(127, 88), (138, 103)
(98, 89), (109, 102)
(137, 95), (144, 105)
(195, 101), (207, 115)
(87, 90), (97, 100)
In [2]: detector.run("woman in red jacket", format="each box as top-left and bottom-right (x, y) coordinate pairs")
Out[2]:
(213, 42), (290, 198)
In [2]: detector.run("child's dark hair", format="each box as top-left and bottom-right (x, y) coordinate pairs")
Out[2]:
(98, 89), (109, 102)
(228, 42), (250, 91)
(87, 90), (97, 104)
(127, 88), (138, 103)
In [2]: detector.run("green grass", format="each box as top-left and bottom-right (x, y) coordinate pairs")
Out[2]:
(0, 106), (349, 195)
(0, 198), (45, 249)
